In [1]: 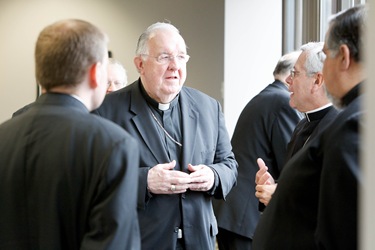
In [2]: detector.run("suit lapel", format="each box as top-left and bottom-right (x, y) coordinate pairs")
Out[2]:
(180, 90), (199, 170)
(130, 83), (170, 164)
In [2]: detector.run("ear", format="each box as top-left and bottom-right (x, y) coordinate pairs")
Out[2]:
(339, 44), (351, 70)
(314, 72), (324, 86)
(134, 56), (143, 74)
(311, 72), (324, 93)
(89, 62), (101, 89)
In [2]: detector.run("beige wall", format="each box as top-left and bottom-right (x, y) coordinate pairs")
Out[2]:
(0, 0), (224, 123)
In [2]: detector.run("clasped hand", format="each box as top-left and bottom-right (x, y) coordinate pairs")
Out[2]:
(147, 160), (215, 194)
(255, 158), (277, 206)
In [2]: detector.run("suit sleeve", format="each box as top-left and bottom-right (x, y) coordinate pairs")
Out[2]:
(80, 136), (140, 250)
(209, 100), (238, 199)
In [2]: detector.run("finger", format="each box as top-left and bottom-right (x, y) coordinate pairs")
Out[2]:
(256, 168), (267, 184)
(259, 172), (273, 185)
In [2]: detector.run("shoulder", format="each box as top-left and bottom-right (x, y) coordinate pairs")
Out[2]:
(180, 86), (220, 110)
(90, 114), (134, 140)
(94, 82), (135, 117)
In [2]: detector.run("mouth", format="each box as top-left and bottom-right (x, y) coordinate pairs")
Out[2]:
(165, 76), (179, 81)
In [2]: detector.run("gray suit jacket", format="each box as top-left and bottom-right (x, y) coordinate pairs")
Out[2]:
(95, 79), (238, 250)
(0, 93), (140, 250)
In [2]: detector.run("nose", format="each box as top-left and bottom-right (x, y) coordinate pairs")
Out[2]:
(167, 58), (181, 70)
(286, 74), (292, 85)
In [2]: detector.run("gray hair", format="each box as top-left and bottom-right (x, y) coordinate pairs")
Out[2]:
(135, 22), (182, 56)
(108, 58), (127, 85)
(273, 50), (301, 77)
(300, 42), (325, 77)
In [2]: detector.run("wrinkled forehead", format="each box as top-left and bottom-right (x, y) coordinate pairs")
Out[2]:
(148, 29), (187, 54)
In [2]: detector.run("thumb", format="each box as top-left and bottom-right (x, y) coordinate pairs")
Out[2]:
(163, 160), (177, 170)
(188, 163), (196, 172)
(257, 158), (267, 170)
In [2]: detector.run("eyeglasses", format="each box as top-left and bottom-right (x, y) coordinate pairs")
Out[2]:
(142, 53), (190, 64)
(107, 81), (125, 87)
(290, 69), (301, 79)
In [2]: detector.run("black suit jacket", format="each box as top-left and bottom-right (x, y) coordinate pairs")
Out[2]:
(95, 79), (238, 250)
(0, 93), (140, 250)
(285, 105), (339, 162)
(253, 84), (362, 250)
(213, 80), (302, 239)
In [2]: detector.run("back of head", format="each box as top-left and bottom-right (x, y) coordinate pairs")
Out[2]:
(301, 42), (325, 76)
(35, 19), (108, 91)
(325, 5), (367, 63)
(273, 51), (301, 79)
(135, 22), (182, 55)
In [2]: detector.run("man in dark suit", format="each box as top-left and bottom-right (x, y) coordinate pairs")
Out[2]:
(255, 42), (339, 207)
(253, 5), (366, 249)
(0, 19), (140, 249)
(212, 51), (302, 250)
(94, 22), (238, 250)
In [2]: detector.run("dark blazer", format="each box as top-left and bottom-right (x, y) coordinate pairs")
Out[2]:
(213, 80), (302, 239)
(12, 102), (35, 117)
(95, 79), (238, 250)
(316, 87), (362, 250)
(0, 93), (140, 250)
(252, 84), (361, 250)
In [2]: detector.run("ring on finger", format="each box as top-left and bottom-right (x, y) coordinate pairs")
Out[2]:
(171, 184), (176, 191)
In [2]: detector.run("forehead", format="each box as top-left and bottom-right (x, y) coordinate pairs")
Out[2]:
(148, 29), (186, 53)
(294, 52), (307, 70)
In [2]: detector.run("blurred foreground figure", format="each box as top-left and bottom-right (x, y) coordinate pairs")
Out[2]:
(0, 19), (140, 250)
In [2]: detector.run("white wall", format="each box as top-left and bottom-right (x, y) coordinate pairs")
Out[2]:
(0, 0), (224, 123)
(224, 1), (282, 136)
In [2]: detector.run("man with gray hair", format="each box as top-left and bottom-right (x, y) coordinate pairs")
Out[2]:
(107, 58), (128, 93)
(255, 42), (339, 207)
(95, 22), (238, 250)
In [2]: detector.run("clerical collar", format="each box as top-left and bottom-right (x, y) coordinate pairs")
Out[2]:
(139, 80), (179, 111)
(305, 104), (333, 122)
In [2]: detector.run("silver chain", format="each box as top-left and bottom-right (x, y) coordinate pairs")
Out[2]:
(148, 107), (182, 147)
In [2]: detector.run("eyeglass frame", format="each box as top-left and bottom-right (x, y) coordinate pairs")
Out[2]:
(141, 53), (190, 64)
(290, 69), (301, 79)
(290, 69), (319, 79)
(107, 80), (125, 88)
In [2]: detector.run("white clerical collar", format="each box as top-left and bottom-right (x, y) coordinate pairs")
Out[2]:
(305, 103), (332, 114)
(158, 103), (170, 111)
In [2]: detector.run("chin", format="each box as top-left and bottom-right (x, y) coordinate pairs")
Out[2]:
(325, 89), (343, 109)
